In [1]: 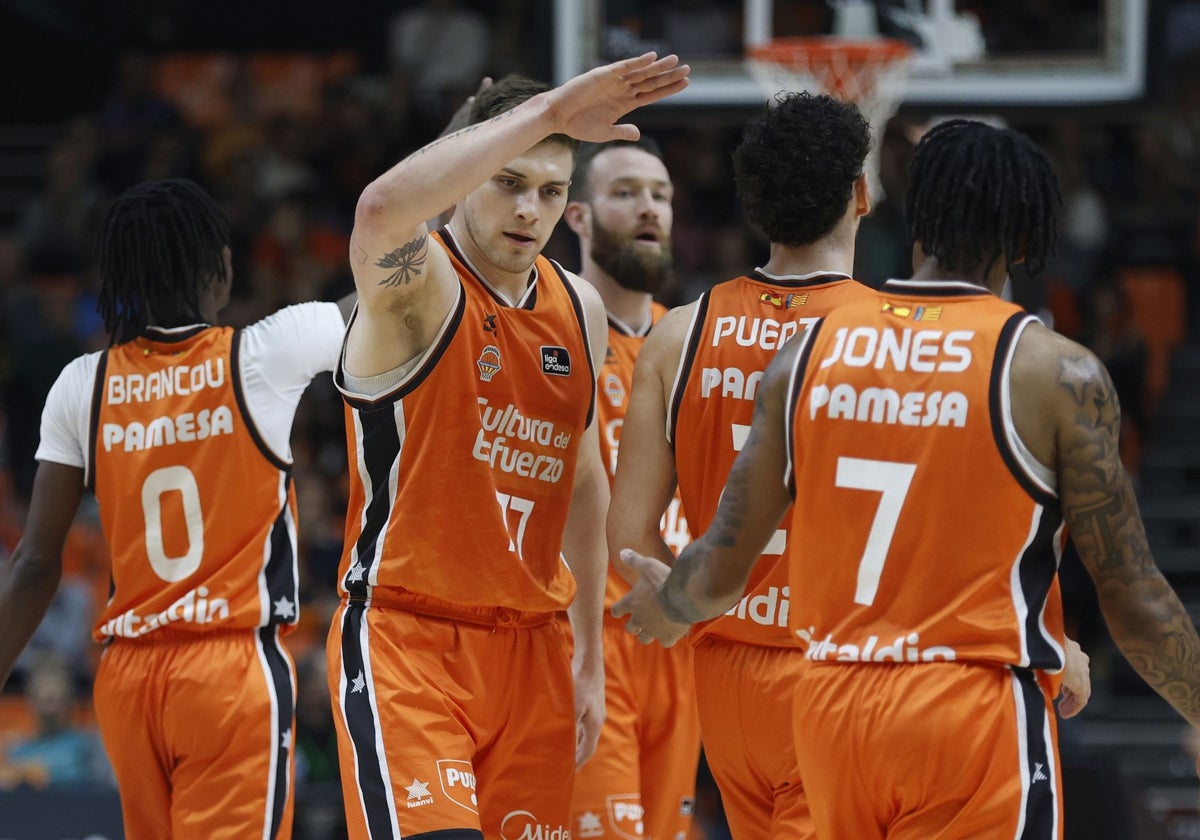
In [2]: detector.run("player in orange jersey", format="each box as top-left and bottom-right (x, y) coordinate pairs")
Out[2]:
(617, 118), (1200, 839)
(329, 56), (689, 840)
(607, 92), (877, 838)
(0, 178), (353, 839)
(562, 138), (700, 840)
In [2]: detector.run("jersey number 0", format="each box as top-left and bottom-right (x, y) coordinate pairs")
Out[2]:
(142, 465), (205, 582)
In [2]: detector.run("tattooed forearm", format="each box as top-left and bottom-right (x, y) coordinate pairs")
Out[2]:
(411, 124), (481, 158)
(657, 439), (762, 624)
(659, 552), (706, 624)
(375, 236), (427, 288)
(409, 107), (519, 159)
(1058, 347), (1200, 727)
(1101, 578), (1200, 727)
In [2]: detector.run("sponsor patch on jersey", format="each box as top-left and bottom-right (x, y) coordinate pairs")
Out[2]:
(540, 346), (571, 376)
(607, 795), (645, 840)
(437, 759), (478, 813)
(477, 345), (502, 382)
(880, 300), (912, 317)
(603, 373), (625, 407)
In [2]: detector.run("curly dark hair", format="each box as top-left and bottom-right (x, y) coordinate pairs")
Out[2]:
(469, 74), (579, 157)
(906, 119), (1061, 278)
(96, 178), (230, 346)
(732, 92), (871, 246)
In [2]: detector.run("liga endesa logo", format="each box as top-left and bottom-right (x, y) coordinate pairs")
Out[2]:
(540, 346), (571, 377)
(500, 810), (571, 839)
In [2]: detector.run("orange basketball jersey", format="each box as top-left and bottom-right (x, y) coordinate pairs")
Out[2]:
(670, 270), (874, 647)
(90, 325), (299, 641)
(785, 279), (1067, 669)
(598, 305), (689, 609)
(335, 230), (594, 617)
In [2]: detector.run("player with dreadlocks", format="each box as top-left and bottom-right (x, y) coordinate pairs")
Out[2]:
(0, 177), (352, 839)
(616, 118), (1200, 838)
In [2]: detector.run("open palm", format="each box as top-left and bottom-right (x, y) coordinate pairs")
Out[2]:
(546, 53), (690, 143)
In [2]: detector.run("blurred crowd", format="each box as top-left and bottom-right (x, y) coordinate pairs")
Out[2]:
(1, 1), (1200, 837)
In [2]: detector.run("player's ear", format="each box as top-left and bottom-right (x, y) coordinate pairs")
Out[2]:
(853, 172), (871, 218)
(564, 201), (590, 236)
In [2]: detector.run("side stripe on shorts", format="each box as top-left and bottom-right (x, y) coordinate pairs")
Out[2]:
(1011, 667), (1058, 840)
(256, 625), (295, 840)
(340, 603), (400, 839)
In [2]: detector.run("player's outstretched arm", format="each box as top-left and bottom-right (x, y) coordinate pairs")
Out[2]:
(607, 305), (693, 645)
(623, 329), (801, 628)
(0, 462), (84, 687)
(356, 52), (688, 250)
(348, 53), (690, 377)
(1050, 339), (1200, 731)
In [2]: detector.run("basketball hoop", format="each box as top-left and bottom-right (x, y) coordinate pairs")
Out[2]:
(746, 37), (913, 201)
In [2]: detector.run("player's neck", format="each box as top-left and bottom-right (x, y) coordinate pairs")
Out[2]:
(910, 255), (1005, 295)
(449, 218), (537, 306)
(761, 237), (855, 280)
(583, 265), (653, 334)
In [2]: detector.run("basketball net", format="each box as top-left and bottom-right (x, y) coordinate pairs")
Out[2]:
(746, 37), (912, 202)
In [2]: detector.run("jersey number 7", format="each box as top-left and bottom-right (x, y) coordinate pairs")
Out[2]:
(835, 457), (916, 607)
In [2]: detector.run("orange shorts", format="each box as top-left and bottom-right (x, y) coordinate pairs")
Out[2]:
(93, 627), (295, 840)
(570, 617), (700, 840)
(327, 601), (576, 839)
(692, 635), (812, 839)
(793, 662), (1062, 840)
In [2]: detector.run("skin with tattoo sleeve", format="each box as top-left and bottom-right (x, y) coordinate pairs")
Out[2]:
(616, 119), (1200, 837)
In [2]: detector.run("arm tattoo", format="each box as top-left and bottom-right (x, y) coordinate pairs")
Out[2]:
(658, 393), (773, 624)
(411, 124), (481, 158)
(1059, 349), (1200, 725)
(410, 109), (517, 159)
(375, 236), (427, 288)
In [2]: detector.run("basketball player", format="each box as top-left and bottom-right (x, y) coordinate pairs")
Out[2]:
(617, 119), (1200, 838)
(562, 139), (700, 840)
(328, 55), (689, 840)
(0, 178), (352, 838)
(606, 92), (878, 838)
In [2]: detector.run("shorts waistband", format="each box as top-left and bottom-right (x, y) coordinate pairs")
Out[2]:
(345, 592), (559, 628)
(102, 625), (272, 645)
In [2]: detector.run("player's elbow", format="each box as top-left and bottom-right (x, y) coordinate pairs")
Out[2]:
(6, 544), (63, 595)
(354, 182), (391, 230)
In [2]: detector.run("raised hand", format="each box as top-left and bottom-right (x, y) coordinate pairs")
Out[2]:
(545, 53), (690, 144)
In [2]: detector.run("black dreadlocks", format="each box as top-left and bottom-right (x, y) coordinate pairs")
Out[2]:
(96, 178), (231, 346)
(906, 119), (1061, 280)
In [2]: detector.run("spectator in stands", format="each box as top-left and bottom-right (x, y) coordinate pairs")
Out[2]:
(0, 652), (113, 789)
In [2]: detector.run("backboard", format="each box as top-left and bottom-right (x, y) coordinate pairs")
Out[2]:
(554, 0), (1149, 107)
